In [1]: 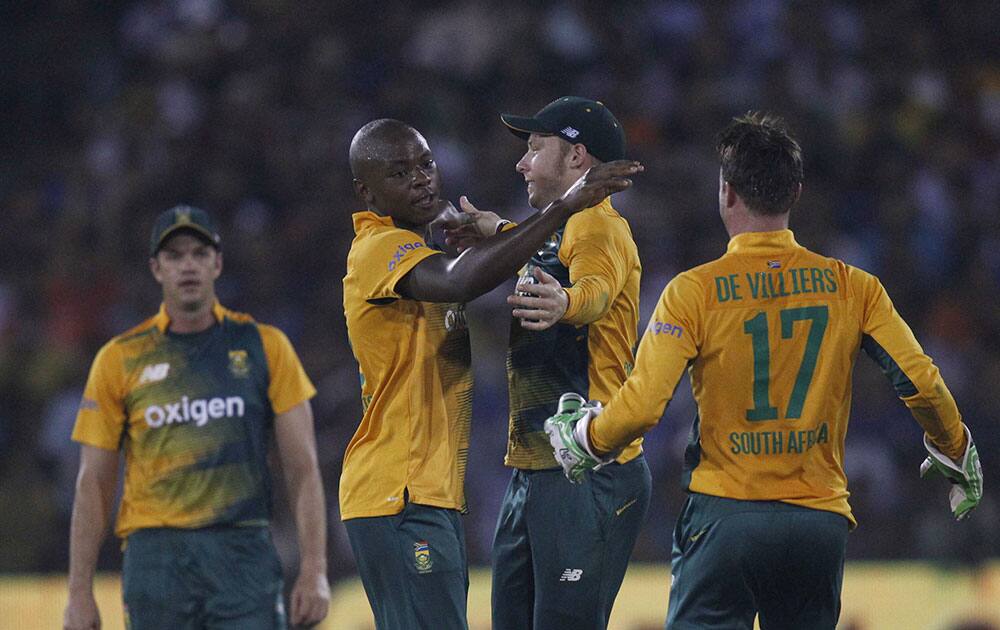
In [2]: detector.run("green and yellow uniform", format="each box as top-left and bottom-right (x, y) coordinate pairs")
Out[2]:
(506, 198), (643, 469)
(494, 199), (652, 630)
(341, 211), (473, 630)
(73, 301), (315, 629)
(590, 230), (967, 628)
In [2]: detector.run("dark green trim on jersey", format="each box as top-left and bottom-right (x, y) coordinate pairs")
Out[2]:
(681, 413), (702, 491)
(861, 334), (918, 397)
(117, 326), (158, 345)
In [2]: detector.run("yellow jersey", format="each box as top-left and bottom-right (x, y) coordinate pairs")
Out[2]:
(72, 302), (316, 538)
(590, 230), (967, 527)
(340, 211), (473, 520)
(506, 198), (643, 469)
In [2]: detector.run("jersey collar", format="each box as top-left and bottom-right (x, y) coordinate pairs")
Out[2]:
(153, 301), (226, 333)
(726, 229), (800, 255)
(352, 211), (395, 234)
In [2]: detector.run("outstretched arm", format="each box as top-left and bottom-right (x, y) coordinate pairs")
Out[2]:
(397, 160), (642, 303)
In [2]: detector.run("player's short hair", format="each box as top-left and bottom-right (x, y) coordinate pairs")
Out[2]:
(716, 112), (803, 215)
(349, 118), (425, 179)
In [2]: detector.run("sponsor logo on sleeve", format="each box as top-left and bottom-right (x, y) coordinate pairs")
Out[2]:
(79, 397), (99, 412)
(387, 241), (425, 271)
(649, 321), (683, 338)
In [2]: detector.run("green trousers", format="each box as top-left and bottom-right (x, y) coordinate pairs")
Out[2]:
(344, 501), (469, 630)
(491, 455), (652, 630)
(122, 526), (285, 630)
(666, 492), (850, 630)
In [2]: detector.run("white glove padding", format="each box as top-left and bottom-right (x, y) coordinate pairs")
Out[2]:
(920, 424), (983, 521)
(544, 393), (618, 483)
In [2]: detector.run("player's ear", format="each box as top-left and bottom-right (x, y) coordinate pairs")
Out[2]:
(149, 256), (163, 284)
(568, 143), (589, 169)
(722, 180), (739, 209)
(213, 250), (223, 278)
(353, 178), (373, 206)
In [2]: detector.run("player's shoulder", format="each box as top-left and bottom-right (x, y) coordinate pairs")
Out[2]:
(218, 305), (257, 325)
(680, 256), (726, 286)
(111, 315), (160, 347)
(565, 198), (634, 240)
(95, 315), (160, 367)
(799, 245), (877, 282)
(348, 222), (430, 267)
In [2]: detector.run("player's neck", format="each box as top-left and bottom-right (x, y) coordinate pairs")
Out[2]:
(164, 300), (217, 333)
(725, 208), (789, 238)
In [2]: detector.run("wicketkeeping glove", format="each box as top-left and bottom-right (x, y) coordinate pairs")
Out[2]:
(543, 392), (618, 483)
(920, 424), (983, 521)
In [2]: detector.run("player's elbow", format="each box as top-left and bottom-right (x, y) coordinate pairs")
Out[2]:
(564, 290), (612, 325)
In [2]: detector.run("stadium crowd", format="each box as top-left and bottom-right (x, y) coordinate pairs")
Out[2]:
(1, 0), (998, 587)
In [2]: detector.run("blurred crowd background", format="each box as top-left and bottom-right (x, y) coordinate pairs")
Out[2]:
(1, 0), (998, 592)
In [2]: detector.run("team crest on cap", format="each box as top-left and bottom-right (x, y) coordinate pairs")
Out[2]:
(228, 350), (250, 378)
(175, 207), (193, 224)
(414, 541), (432, 573)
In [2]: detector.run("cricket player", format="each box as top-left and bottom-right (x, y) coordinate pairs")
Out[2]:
(545, 112), (983, 629)
(445, 96), (651, 628)
(341, 118), (641, 629)
(64, 206), (330, 630)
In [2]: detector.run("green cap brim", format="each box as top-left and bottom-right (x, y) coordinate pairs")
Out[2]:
(499, 113), (556, 140)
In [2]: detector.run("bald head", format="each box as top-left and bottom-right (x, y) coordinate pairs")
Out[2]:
(349, 119), (428, 181)
(348, 118), (442, 225)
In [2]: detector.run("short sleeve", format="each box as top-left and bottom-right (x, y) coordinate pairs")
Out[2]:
(352, 229), (442, 303)
(259, 324), (317, 415)
(72, 342), (127, 450)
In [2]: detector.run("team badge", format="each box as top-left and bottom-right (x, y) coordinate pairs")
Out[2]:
(414, 541), (432, 573)
(228, 350), (250, 377)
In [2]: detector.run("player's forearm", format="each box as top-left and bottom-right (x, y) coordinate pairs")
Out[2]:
(902, 380), (966, 459)
(562, 279), (613, 325)
(412, 200), (577, 302)
(862, 332), (965, 458)
(67, 468), (116, 593)
(284, 461), (328, 574)
(590, 377), (670, 455)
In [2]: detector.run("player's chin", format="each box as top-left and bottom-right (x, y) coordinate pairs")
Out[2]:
(408, 203), (440, 225)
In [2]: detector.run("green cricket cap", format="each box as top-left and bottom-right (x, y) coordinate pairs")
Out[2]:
(500, 96), (626, 162)
(149, 205), (221, 256)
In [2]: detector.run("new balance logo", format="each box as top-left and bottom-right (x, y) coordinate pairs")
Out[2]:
(560, 126), (580, 139)
(559, 569), (583, 582)
(138, 363), (170, 384)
